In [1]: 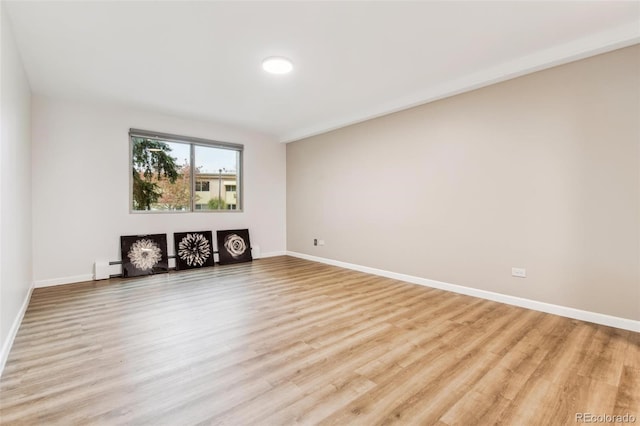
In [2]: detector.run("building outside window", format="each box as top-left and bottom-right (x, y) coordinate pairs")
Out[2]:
(193, 173), (238, 210)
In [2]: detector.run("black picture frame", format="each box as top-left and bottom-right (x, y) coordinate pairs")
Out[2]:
(216, 229), (252, 265)
(173, 231), (215, 270)
(120, 234), (169, 277)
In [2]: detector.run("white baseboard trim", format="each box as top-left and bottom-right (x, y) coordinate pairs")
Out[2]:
(34, 274), (94, 288)
(259, 251), (287, 258)
(0, 283), (34, 377)
(286, 251), (640, 333)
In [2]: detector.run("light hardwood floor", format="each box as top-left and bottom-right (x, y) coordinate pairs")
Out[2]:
(1, 256), (638, 425)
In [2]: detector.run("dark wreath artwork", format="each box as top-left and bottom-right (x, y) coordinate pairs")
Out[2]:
(120, 234), (168, 277)
(216, 229), (252, 265)
(173, 231), (215, 270)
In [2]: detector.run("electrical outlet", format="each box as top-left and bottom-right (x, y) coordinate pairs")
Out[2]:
(318, 240), (325, 246)
(313, 239), (317, 246)
(512, 267), (526, 278)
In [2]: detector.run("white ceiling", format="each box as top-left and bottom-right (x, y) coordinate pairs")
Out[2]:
(5, 1), (640, 142)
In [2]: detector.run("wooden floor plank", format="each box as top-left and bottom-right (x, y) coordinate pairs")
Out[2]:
(1, 256), (637, 425)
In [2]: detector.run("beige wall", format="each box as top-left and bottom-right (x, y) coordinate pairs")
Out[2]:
(287, 45), (640, 321)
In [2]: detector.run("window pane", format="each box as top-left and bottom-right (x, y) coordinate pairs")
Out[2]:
(131, 137), (191, 211)
(194, 145), (240, 211)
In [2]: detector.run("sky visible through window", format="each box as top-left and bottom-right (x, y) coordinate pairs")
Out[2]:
(195, 145), (237, 174)
(166, 141), (237, 173)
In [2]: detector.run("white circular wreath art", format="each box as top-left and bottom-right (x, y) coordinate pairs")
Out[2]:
(178, 233), (211, 267)
(128, 238), (162, 271)
(224, 234), (247, 259)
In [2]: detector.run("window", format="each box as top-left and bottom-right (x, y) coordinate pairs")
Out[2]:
(130, 129), (243, 212)
(195, 181), (210, 192)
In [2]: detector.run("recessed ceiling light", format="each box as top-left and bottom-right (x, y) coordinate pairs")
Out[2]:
(262, 57), (293, 74)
